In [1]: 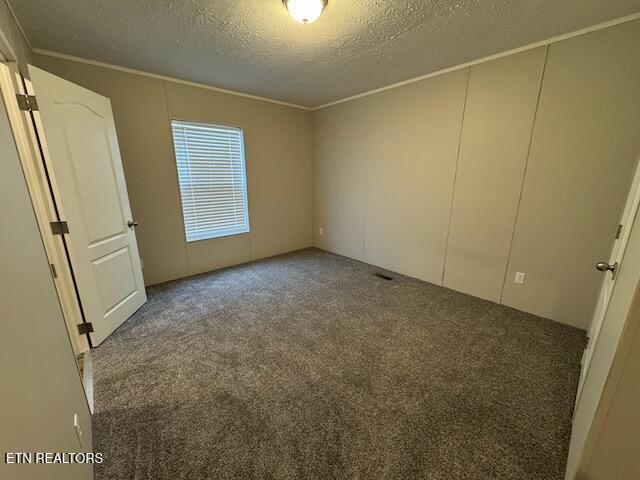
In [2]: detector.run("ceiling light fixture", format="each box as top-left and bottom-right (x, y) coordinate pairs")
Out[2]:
(283, 0), (328, 24)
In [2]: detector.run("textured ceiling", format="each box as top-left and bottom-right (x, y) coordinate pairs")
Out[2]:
(9, 0), (640, 108)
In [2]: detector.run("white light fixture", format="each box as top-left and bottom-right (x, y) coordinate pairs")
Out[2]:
(283, 0), (328, 24)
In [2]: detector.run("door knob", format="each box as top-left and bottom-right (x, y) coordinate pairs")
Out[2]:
(127, 220), (139, 228)
(596, 261), (618, 278)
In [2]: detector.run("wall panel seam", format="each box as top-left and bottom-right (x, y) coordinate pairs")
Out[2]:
(162, 79), (191, 276)
(361, 121), (371, 261)
(498, 45), (550, 304)
(309, 113), (315, 247)
(441, 67), (471, 286)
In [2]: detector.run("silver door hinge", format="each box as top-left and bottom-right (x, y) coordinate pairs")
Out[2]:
(49, 263), (57, 279)
(615, 224), (623, 240)
(50, 220), (69, 235)
(16, 94), (38, 112)
(77, 322), (94, 336)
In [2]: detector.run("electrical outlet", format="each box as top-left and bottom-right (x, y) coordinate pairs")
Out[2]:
(319, 227), (324, 236)
(73, 413), (83, 447)
(514, 272), (526, 285)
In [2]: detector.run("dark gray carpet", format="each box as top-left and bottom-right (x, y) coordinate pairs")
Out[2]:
(93, 248), (585, 480)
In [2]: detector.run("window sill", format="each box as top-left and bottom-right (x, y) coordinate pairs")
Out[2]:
(185, 227), (250, 243)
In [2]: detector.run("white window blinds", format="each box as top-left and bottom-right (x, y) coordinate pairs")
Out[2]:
(172, 120), (250, 242)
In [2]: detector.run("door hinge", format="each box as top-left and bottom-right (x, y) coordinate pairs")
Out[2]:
(16, 94), (38, 112)
(49, 263), (57, 279)
(77, 322), (94, 336)
(615, 224), (623, 240)
(50, 220), (69, 235)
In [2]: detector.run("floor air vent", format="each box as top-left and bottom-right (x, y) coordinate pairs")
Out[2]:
(374, 273), (394, 281)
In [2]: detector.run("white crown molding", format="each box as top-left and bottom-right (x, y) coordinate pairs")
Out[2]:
(312, 11), (640, 111)
(32, 48), (312, 111)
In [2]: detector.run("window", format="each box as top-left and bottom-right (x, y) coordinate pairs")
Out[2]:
(172, 120), (250, 242)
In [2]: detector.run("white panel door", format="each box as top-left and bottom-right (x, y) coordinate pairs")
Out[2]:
(27, 65), (146, 346)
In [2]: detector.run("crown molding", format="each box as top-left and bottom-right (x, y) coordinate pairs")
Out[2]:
(312, 11), (640, 110)
(32, 48), (312, 111)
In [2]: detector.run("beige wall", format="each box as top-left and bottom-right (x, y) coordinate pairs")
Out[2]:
(0, 93), (92, 480)
(363, 70), (467, 284)
(313, 69), (467, 283)
(312, 19), (640, 329)
(501, 20), (640, 327)
(34, 53), (313, 286)
(0, 1), (31, 68)
(312, 98), (371, 261)
(444, 47), (546, 302)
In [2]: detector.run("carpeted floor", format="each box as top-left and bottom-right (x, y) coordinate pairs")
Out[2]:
(93, 248), (585, 480)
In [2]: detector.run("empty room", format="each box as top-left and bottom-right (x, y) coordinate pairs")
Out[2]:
(2, 1), (640, 479)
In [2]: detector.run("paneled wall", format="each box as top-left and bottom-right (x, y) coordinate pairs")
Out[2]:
(444, 47), (546, 302)
(313, 69), (467, 285)
(33, 54), (313, 286)
(363, 70), (467, 283)
(313, 19), (640, 329)
(312, 99), (371, 261)
(501, 20), (640, 326)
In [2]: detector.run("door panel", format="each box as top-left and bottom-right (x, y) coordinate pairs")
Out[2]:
(27, 65), (146, 346)
(59, 103), (126, 241)
(94, 247), (137, 312)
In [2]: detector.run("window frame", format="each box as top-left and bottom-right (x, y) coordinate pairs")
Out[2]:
(170, 118), (251, 243)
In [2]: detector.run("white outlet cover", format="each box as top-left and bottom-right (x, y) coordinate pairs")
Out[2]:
(74, 413), (83, 446)
(514, 272), (526, 284)
(319, 227), (324, 235)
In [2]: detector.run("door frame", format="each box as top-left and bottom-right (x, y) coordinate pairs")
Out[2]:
(0, 62), (89, 354)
